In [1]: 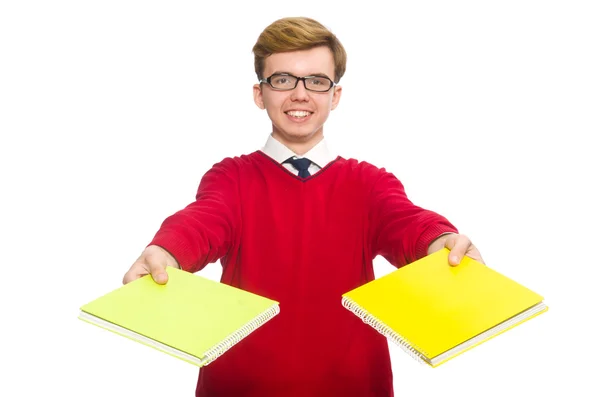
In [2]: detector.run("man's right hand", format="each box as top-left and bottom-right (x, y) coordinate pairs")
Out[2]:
(122, 245), (181, 285)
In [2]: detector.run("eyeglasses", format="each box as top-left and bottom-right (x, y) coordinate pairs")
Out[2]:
(259, 73), (336, 92)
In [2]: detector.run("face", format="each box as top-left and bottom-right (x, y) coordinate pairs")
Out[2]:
(253, 46), (342, 149)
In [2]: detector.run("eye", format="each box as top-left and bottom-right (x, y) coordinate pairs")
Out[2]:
(274, 76), (290, 84)
(309, 78), (324, 86)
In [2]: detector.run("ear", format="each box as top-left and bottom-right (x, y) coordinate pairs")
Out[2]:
(330, 85), (342, 110)
(253, 84), (265, 109)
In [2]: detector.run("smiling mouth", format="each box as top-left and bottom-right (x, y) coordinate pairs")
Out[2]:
(285, 110), (312, 119)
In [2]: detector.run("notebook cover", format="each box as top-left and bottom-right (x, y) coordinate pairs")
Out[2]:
(342, 248), (546, 363)
(79, 267), (279, 366)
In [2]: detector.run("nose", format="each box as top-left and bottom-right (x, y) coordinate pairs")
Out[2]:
(290, 80), (310, 101)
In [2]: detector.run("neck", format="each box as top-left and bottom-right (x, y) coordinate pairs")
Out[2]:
(272, 131), (324, 156)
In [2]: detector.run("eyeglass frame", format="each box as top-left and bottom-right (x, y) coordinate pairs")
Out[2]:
(259, 73), (336, 92)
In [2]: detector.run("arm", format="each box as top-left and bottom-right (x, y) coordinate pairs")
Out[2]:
(150, 158), (241, 272)
(369, 169), (458, 267)
(123, 158), (241, 284)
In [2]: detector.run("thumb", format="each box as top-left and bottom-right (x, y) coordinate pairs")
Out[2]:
(440, 234), (462, 266)
(144, 256), (169, 285)
(151, 268), (168, 284)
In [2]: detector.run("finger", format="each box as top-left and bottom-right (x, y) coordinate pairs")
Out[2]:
(122, 261), (149, 285)
(446, 235), (472, 266)
(466, 245), (485, 265)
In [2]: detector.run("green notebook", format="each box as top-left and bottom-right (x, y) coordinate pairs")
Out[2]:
(79, 267), (279, 366)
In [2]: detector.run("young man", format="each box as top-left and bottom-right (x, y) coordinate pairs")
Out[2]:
(123, 17), (483, 397)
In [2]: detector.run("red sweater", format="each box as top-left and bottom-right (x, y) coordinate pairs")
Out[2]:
(150, 151), (457, 397)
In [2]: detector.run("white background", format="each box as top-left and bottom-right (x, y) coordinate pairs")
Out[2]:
(1, 1), (599, 396)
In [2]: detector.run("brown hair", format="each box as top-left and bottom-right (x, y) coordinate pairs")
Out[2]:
(252, 17), (347, 83)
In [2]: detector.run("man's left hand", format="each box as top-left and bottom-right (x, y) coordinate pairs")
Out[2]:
(427, 233), (484, 266)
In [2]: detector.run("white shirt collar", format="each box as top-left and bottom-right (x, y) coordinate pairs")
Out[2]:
(261, 135), (337, 168)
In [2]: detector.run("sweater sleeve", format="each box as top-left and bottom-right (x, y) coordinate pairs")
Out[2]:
(148, 158), (240, 273)
(368, 168), (458, 267)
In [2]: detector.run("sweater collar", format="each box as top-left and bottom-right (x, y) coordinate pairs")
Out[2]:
(261, 135), (337, 168)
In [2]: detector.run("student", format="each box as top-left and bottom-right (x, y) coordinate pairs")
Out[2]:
(123, 17), (484, 397)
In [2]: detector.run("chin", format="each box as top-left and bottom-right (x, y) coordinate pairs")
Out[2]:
(286, 126), (322, 139)
(273, 121), (323, 143)
(285, 131), (319, 142)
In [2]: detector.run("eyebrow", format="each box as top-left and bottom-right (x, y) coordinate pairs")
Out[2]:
(272, 71), (333, 80)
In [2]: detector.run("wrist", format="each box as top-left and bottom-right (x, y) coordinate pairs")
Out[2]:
(427, 232), (455, 255)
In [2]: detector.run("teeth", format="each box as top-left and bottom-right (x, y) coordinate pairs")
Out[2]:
(287, 111), (310, 118)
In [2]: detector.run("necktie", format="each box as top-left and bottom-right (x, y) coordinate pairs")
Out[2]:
(283, 157), (312, 178)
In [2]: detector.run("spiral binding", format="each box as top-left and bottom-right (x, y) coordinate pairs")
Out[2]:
(341, 297), (428, 365)
(200, 304), (280, 366)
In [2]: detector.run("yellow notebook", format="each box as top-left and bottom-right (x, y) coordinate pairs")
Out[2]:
(342, 248), (547, 367)
(79, 267), (279, 366)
